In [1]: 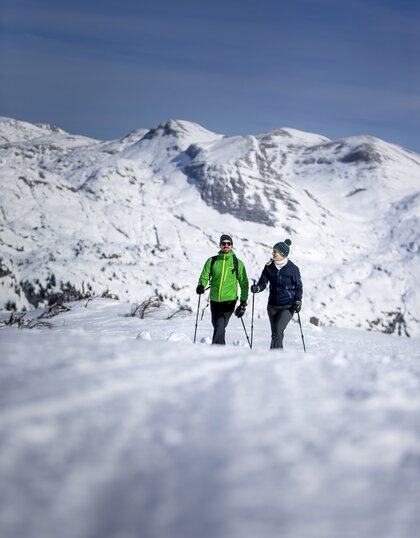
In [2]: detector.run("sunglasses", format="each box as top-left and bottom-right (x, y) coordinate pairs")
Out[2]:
(221, 241), (232, 246)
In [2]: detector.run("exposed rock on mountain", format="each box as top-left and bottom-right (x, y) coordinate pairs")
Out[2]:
(1, 116), (419, 336)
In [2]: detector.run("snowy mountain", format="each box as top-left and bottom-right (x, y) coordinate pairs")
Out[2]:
(0, 116), (419, 336)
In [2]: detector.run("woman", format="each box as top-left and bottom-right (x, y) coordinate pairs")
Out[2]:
(251, 239), (303, 349)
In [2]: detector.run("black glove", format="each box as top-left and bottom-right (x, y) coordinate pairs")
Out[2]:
(235, 301), (247, 318)
(250, 284), (259, 293)
(293, 300), (302, 313)
(196, 284), (205, 295)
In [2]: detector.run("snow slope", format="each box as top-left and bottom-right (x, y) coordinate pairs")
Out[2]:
(1, 298), (419, 538)
(0, 117), (419, 336)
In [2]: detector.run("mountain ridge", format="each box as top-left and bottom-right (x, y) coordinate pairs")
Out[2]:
(0, 116), (419, 336)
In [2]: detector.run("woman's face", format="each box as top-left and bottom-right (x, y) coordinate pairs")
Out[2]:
(272, 250), (286, 262)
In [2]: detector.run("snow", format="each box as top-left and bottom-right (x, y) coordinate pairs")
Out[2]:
(1, 298), (419, 538)
(0, 116), (419, 336)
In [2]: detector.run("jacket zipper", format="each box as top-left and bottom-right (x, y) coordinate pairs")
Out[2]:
(218, 255), (227, 301)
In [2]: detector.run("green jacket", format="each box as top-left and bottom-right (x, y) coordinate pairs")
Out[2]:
(198, 251), (249, 303)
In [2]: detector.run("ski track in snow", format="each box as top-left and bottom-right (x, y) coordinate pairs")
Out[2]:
(0, 299), (420, 538)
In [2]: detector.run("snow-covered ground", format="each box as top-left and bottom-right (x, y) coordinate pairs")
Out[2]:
(1, 298), (419, 538)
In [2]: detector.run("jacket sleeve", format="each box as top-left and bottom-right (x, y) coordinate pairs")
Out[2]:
(293, 266), (303, 301)
(238, 260), (249, 302)
(256, 266), (269, 292)
(198, 258), (212, 288)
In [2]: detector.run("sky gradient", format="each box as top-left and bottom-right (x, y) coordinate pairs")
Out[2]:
(1, 0), (419, 152)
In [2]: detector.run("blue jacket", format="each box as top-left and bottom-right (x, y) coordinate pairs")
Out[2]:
(255, 260), (303, 306)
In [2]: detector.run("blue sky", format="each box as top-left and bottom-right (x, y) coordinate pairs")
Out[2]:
(1, 0), (419, 151)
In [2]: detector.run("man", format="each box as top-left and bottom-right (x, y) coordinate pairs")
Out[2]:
(196, 234), (249, 345)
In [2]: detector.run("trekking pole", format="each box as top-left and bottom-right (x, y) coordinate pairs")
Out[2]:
(297, 312), (306, 352)
(200, 286), (211, 320)
(240, 317), (252, 349)
(250, 279), (256, 349)
(200, 301), (209, 320)
(193, 294), (201, 343)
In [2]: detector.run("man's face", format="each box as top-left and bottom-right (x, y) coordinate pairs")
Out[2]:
(220, 240), (233, 253)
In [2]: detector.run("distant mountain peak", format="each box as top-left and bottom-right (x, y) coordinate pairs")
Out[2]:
(143, 119), (220, 141)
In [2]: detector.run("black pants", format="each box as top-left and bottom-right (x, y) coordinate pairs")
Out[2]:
(267, 304), (294, 349)
(210, 300), (236, 345)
